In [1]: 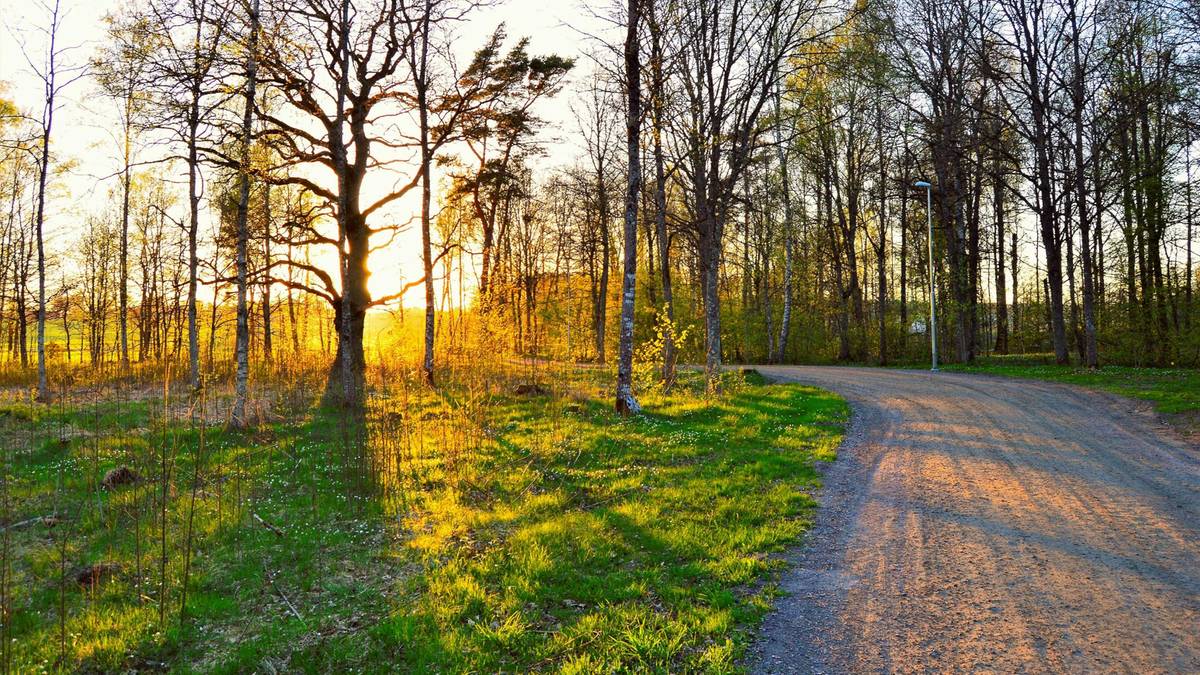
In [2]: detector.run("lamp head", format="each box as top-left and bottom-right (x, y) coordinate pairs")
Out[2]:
(914, 180), (932, 188)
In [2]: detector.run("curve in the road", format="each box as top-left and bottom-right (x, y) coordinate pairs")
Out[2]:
(749, 366), (1200, 674)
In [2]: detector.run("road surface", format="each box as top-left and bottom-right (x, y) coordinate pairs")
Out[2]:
(749, 366), (1200, 674)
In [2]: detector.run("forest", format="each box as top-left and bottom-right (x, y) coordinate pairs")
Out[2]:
(0, 0), (1198, 670)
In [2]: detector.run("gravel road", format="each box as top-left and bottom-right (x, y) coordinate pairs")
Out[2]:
(748, 366), (1200, 674)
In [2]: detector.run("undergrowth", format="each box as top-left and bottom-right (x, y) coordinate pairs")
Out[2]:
(2, 362), (846, 672)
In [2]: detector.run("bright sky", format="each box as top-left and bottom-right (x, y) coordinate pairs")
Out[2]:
(0, 0), (608, 308)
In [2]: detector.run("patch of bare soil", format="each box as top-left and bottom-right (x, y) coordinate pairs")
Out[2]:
(513, 383), (550, 396)
(101, 465), (141, 489)
(75, 562), (122, 587)
(749, 366), (1200, 674)
(1162, 409), (1200, 446)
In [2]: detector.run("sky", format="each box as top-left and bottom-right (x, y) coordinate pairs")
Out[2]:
(0, 0), (608, 307)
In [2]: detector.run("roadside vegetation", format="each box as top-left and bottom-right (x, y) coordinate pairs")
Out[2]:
(939, 355), (1200, 415)
(2, 360), (845, 672)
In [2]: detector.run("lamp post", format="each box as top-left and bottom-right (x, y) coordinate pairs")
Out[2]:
(914, 180), (938, 371)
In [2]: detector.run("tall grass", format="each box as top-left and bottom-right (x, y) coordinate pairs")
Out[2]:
(0, 331), (845, 672)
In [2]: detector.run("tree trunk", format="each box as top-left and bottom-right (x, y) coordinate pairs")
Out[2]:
(900, 154), (909, 345)
(415, 5), (436, 387)
(875, 105), (887, 366)
(324, 0), (364, 408)
(700, 220), (722, 392)
(993, 169), (1008, 355)
(1069, 5), (1098, 368)
(772, 83), (793, 364)
(615, 0), (641, 415)
(1036, 148), (1069, 364)
(1187, 135), (1194, 331)
(32, 0), (64, 401)
(231, 0), (259, 428)
(1065, 195), (1084, 361)
(119, 129), (131, 370)
(261, 183), (273, 363)
(593, 172), (611, 364)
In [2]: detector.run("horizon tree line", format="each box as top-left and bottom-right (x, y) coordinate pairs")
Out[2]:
(0, 0), (1196, 415)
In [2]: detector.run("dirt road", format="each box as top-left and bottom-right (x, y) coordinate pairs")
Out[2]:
(749, 366), (1200, 674)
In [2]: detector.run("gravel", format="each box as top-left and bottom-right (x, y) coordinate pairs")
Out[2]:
(748, 366), (1200, 674)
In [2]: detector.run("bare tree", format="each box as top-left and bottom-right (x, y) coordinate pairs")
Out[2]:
(991, 0), (1072, 363)
(398, 0), (507, 386)
(19, 0), (86, 399)
(615, 0), (642, 415)
(231, 0), (260, 427)
(575, 81), (617, 364)
(1060, 0), (1100, 367)
(644, 0), (679, 385)
(255, 0), (418, 405)
(669, 0), (821, 391)
(771, 74), (795, 364)
(94, 10), (154, 371)
(141, 0), (233, 389)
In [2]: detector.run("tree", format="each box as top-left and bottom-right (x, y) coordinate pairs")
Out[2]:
(574, 81), (617, 364)
(643, 0), (680, 385)
(1060, 0), (1099, 367)
(142, 0), (233, 389)
(451, 30), (573, 308)
(992, 0), (1072, 364)
(20, 0), (86, 399)
(615, 0), (643, 415)
(891, 0), (989, 364)
(770, 71), (795, 364)
(94, 9), (153, 371)
(231, 0), (260, 427)
(399, 2), (521, 386)
(256, 0), (418, 405)
(670, 0), (820, 391)
(404, 0), (442, 387)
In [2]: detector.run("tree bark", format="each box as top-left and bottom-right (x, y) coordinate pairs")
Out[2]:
(993, 164), (1009, 354)
(32, 0), (66, 402)
(1187, 132), (1194, 330)
(261, 183), (273, 363)
(875, 104), (887, 366)
(773, 83), (794, 364)
(593, 167), (611, 364)
(119, 120), (131, 370)
(231, 0), (259, 428)
(414, 1), (436, 386)
(1067, 1), (1098, 367)
(615, 0), (642, 415)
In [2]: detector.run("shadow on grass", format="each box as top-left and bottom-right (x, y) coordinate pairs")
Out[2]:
(7, 375), (846, 673)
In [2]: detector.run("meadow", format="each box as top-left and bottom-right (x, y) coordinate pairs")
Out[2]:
(2, 358), (845, 672)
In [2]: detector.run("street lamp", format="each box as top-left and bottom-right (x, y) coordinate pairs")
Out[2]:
(914, 180), (938, 372)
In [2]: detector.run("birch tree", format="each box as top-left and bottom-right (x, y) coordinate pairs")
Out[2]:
(20, 0), (86, 400)
(231, 0), (260, 427)
(614, 0), (642, 415)
(94, 10), (153, 370)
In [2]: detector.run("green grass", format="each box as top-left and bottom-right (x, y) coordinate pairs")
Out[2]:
(3, 369), (846, 672)
(940, 354), (1200, 414)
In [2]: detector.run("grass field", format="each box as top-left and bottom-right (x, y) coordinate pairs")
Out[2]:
(2, 367), (845, 672)
(937, 355), (1200, 415)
